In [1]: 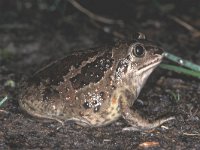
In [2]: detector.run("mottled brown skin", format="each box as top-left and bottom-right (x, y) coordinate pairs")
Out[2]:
(19, 36), (174, 131)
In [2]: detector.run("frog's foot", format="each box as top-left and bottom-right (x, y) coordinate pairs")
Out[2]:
(65, 117), (92, 127)
(120, 99), (175, 131)
(122, 116), (175, 131)
(54, 118), (65, 126)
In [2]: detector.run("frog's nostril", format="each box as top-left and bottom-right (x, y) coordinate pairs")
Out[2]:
(154, 48), (163, 55)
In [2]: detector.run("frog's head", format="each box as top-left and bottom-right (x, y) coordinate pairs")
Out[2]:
(114, 33), (164, 96)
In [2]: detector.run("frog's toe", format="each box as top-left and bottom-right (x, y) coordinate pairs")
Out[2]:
(65, 117), (91, 127)
(122, 116), (175, 132)
(122, 126), (142, 131)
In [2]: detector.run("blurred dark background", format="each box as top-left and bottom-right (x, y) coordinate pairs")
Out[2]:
(0, 1), (200, 149)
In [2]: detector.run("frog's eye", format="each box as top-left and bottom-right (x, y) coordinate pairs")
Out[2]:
(133, 45), (145, 57)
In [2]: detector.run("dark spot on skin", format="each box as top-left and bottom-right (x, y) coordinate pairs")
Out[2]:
(111, 85), (116, 90)
(29, 51), (98, 86)
(125, 89), (132, 99)
(111, 107), (115, 111)
(70, 108), (75, 114)
(79, 111), (84, 116)
(42, 87), (59, 101)
(95, 119), (100, 123)
(70, 51), (113, 90)
(66, 87), (69, 92)
(59, 113), (64, 116)
(126, 55), (132, 61)
(92, 100), (98, 105)
(83, 101), (90, 109)
(100, 91), (106, 100)
(124, 89), (134, 106)
(103, 118), (111, 123)
(116, 106), (119, 111)
(119, 96), (123, 101)
(111, 113), (116, 117)
(118, 96), (124, 109)
(94, 105), (100, 112)
(100, 111), (109, 118)
(100, 92), (104, 96)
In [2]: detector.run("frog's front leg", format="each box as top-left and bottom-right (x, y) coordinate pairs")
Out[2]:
(118, 91), (175, 131)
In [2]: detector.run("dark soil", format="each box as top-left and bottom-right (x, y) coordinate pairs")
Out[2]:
(0, 0), (200, 149)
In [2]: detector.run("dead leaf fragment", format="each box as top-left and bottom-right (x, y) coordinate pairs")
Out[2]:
(139, 141), (160, 148)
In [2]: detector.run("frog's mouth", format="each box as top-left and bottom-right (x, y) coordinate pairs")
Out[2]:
(137, 58), (162, 75)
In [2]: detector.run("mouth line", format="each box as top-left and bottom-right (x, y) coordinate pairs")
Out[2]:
(138, 58), (161, 73)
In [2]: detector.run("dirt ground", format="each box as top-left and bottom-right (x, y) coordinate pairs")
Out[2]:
(0, 0), (200, 149)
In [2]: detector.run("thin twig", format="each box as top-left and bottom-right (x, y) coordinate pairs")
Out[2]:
(0, 96), (8, 107)
(168, 15), (200, 37)
(161, 125), (169, 130)
(183, 133), (200, 136)
(0, 109), (9, 114)
(138, 141), (160, 148)
(68, 0), (124, 26)
(189, 107), (198, 118)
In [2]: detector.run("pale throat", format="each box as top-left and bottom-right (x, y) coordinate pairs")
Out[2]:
(134, 66), (156, 99)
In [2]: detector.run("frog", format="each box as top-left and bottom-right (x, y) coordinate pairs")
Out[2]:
(19, 33), (174, 131)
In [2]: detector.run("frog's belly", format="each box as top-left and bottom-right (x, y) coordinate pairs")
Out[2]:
(77, 112), (121, 127)
(19, 95), (119, 126)
(77, 104), (121, 127)
(19, 86), (122, 127)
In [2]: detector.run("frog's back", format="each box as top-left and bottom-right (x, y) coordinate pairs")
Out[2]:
(19, 44), (122, 126)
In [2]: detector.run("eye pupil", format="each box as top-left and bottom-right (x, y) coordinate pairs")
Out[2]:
(134, 45), (145, 57)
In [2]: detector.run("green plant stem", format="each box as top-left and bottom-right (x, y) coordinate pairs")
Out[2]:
(0, 96), (8, 107)
(164, 52), (200, 72)
(160, 64), (200, 79)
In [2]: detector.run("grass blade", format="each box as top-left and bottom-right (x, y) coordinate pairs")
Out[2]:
(163, 52), (200, 72)
(160, 64), (200, 79)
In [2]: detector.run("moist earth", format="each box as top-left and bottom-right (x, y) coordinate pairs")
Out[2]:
(0, 0), (200, 149)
